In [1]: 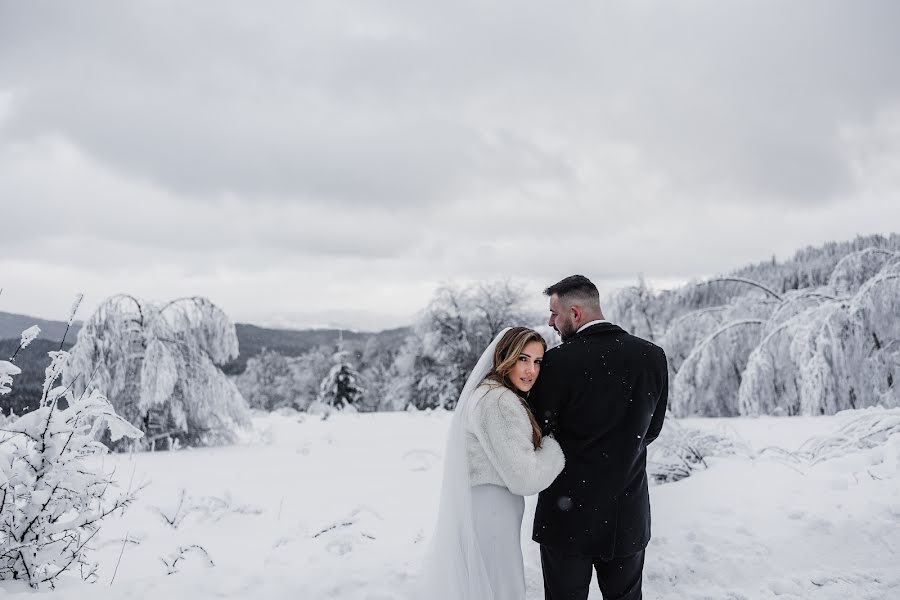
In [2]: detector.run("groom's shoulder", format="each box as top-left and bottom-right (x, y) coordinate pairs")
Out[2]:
(543, 341), (569, 360)
(583, 325), (666, 361)
(622, 330), (661, 349)
(620, 331), (667, 366)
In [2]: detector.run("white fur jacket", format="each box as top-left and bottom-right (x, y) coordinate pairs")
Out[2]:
(465, 383), (565, 496)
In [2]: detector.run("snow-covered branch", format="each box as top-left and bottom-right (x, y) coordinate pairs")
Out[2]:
(697, 277), (783, 300)
(0, 339), (143, 589)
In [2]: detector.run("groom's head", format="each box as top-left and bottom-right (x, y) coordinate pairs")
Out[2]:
(544, 275), (604, 342)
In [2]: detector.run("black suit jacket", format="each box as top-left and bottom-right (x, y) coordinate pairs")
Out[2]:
(528, 322), (668, 559)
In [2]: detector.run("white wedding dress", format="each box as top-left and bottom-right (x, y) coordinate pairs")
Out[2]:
(415, 329), (565, 600)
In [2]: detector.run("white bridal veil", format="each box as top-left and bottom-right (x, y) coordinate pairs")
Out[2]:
(413, 327), (511, 600)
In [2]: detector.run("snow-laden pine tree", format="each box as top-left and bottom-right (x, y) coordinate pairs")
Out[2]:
(64, 295), (250, 450)
(316, 350), (365, 411)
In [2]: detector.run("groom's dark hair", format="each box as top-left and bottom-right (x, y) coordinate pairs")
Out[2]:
(544, 275), (601, 308)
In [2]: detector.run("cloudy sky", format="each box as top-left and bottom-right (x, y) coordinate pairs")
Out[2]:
(2, 0), (900, 331)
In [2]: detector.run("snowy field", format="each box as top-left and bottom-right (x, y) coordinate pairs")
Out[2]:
(3, 410), (899, 599)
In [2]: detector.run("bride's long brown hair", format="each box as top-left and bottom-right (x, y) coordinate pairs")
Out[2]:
(484, 327), (545, 449)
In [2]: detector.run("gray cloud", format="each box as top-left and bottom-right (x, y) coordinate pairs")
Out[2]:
(4, 0), (899, 205)
(1, 0), (900, 328)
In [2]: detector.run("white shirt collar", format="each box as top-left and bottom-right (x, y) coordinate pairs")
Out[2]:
(576, 319), (609, 334)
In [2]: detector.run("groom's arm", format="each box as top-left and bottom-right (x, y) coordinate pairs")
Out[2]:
(528, 348), (566, 436)
(644, 347), (669, 445)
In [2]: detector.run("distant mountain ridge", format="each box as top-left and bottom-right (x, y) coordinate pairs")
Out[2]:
(0, 311), (81, 345)
(0, 310), (409, 375)
(224, 323), (410, 374)
(0, 310), (409, 415)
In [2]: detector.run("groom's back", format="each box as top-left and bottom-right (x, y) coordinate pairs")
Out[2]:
(529, 322), (668, 560)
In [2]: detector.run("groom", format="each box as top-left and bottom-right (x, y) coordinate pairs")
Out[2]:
(528, 275), (668, 600)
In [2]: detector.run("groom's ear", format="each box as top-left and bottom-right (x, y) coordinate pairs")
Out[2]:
(570, 304), (583, 323)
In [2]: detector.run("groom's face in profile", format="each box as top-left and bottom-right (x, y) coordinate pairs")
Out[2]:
(548, 294), (577, 342)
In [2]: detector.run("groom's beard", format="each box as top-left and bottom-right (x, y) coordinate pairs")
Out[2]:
(557, 321), (576, 342)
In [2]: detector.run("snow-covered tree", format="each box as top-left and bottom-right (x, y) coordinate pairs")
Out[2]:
(602, 236), (900, 417)
(605, 235), (900, 348)
(316, 350), (365, 411)
(670, 319), (765, 416)
(64, 295), (250, 450)
(235, 345), (351, 413)
(605, 276), (660, 342)
(235, 349), (297, 411)
(1, 336), (142, 588)
(739, 262), (900, 416)
(394, 281), (530, 410)
(349, 335), (397, 412)
(372, 335), (422, 411)
(844, 265), (900, 410)
(827, 247), (898, 295)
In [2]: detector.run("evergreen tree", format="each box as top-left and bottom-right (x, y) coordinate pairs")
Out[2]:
(317, 350), (365, 410)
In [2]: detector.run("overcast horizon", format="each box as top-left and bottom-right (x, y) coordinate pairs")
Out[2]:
(2, 1), (900, 331)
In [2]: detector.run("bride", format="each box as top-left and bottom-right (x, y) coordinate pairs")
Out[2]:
(416, 327), (565, 599)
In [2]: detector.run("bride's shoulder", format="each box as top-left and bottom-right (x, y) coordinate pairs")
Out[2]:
(475, 379), (509, 397)
(474, 381), (520, 408)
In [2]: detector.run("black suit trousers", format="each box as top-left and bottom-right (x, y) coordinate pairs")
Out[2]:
(540, 545), (645, 600)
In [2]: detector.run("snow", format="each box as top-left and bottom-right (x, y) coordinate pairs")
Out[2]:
(2, 410), (898, 599)
(19, 326), (40, 349)
(0, 362), (20, 376)
(67, 293), (84, 327)
(0, 361), (21, 395)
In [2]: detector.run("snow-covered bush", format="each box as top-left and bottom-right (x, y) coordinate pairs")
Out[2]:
(0, 360), (20, 397)
(798, 408), (900, 464)
(64, 295), (250, 450)
(0, 344), (143, 588)
(647, 416), (750, 483)
(1, 324), (41, 397)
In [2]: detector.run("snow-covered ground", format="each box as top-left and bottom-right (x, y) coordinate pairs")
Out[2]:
(2, 410), (898, 599)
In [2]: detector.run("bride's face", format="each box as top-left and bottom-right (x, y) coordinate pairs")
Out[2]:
(508, 340), (545, 393)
